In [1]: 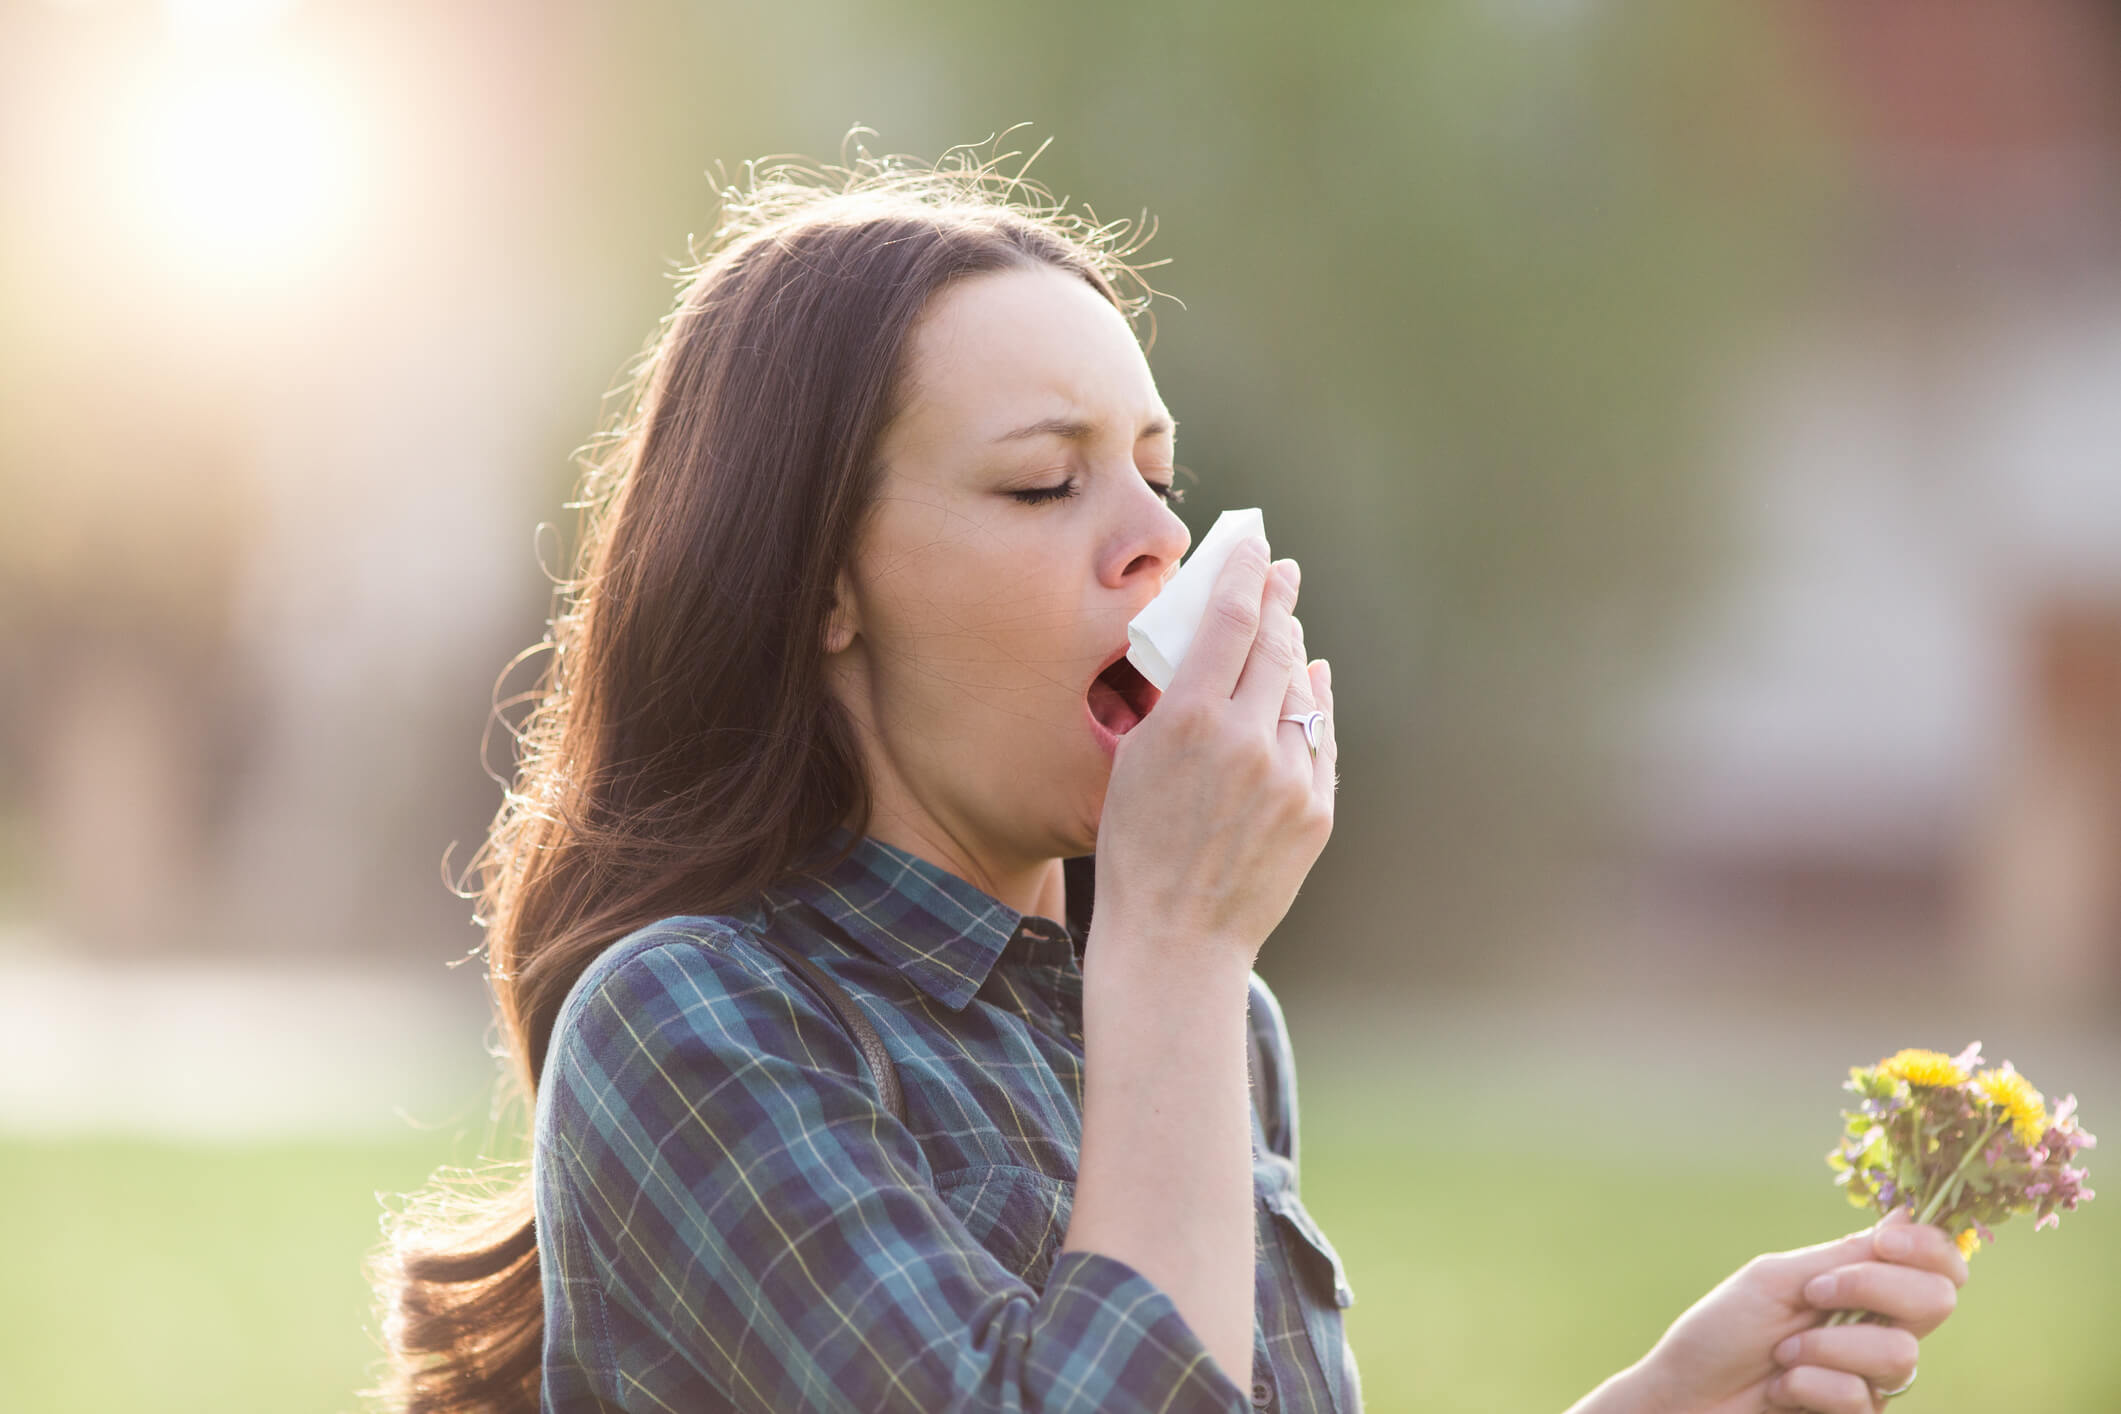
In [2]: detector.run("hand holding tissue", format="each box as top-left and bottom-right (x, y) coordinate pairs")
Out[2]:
(1124, 508), (1267, 691)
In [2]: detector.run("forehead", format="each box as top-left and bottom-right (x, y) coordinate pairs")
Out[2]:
(893, 264), (1166, 442)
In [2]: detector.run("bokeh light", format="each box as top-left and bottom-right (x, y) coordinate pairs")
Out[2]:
(120, 48), (365, 289)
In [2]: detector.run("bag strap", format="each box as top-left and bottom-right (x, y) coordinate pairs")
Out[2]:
(754, 898), (908, 1125)
(1245, 973), (1296, 1164)
(1247, 1009), (1272, 1148)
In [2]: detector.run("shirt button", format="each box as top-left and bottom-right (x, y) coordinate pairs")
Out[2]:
(1251, 1377), (1274, 1408)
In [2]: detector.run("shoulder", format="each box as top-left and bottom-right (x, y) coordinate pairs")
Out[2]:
(536, 912), (890, 1180)
(549, 914), (748, 1039)
(542, 912), (857, 1095)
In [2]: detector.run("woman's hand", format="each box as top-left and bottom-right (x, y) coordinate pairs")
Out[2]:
(1093, 535), (1336, 966)
(1068, 536), (1337, 1385)
(1582, 1208), (1966, 1414)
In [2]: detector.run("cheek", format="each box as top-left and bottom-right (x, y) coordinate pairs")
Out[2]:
(869, 529), (1079, 697)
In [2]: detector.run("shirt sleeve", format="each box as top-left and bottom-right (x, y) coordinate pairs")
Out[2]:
(539, 927), (1253, 1414)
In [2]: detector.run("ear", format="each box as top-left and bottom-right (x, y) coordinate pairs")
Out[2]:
(823, 566), (859, 656)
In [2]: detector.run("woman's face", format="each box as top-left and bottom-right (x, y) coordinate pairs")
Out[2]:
(827, 262), (1190, 877)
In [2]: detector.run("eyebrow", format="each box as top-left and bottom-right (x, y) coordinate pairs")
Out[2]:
(991, 413), (1177, 443)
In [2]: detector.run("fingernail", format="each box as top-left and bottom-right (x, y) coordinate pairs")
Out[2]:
(1804, 1274), (1836, 1306)
(1877, 1227), (1912, 1259)
(1773, 1335), (1801, 1366)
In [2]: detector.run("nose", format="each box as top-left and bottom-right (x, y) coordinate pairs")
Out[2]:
(1107, 477), (1190, 591)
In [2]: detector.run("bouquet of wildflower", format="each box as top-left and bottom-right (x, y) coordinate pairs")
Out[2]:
(1825, 1042), (2096, 1326)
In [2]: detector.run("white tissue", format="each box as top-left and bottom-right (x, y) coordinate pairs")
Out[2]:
(1125, 507), (1268, 691)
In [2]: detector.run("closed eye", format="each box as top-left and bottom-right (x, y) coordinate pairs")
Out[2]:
(1009, 478), (1185, 506)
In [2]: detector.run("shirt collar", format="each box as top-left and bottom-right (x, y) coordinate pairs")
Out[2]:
(770, 825), (1094, 1011)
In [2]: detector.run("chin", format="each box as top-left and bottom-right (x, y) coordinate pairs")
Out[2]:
(1069, 783), (1111, 856)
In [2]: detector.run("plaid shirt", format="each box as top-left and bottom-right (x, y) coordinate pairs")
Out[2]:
(533, 825), (1362, 1412)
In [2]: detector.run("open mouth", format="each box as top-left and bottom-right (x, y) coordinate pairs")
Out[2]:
(1087, 652), (1162, 737)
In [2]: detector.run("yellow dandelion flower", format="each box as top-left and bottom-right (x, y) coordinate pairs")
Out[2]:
(1881, 1048), (1968, 1087)
(1974, 1064), (2048, 1146)
(1955, 1228), (1980, 1259)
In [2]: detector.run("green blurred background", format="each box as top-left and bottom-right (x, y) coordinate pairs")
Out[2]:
(4, 0), (2118, 1409)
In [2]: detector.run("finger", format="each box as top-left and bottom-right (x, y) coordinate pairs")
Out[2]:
(1231, 559), (1303, 722)
(1803, 1262), (1958, 1336)
(1307, 657), (1337, 796)
(1773, 1324), (1919, 1390)
(1873, 1219), (1969, 1289)
(1272, 616), (1319, 768)
(1276, 618), (1316, 714)
(1166, 533), (1273, 701)
(1764, 1211), (1908, 1290)
(1764, 1364), (1884, 1414)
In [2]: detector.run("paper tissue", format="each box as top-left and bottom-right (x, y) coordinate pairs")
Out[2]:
(1124, 507), (1268, 691)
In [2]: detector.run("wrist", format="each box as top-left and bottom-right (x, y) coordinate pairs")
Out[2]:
(1082, 916), (1255, 995)
(1564, 1356), (1677, 1414)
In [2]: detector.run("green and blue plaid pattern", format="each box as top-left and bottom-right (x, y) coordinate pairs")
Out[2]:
(534, 824), (1361, 1411)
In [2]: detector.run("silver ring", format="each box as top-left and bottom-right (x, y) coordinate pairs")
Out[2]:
(1279, 709), (1326, 757)
(1873, 1366), (1917, 1400)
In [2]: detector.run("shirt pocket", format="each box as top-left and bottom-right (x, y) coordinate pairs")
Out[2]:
(1262, 1187), (1356, 1311)
(931, 1165), (1074, 1288)
(1263, 1186), (1362, 1412)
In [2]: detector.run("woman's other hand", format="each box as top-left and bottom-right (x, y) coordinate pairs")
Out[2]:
(1591, 1208), (1965, 1414)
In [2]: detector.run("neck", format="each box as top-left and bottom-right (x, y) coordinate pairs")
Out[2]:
(859, 808), (1067, 921)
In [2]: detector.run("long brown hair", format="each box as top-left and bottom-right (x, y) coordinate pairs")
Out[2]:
(363, 134), (1163, 1414)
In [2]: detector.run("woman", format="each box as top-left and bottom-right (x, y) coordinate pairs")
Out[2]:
(373, 145), (1967, 1414)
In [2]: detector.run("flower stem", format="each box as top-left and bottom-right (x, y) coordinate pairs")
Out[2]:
(1822, 1115), (2005, 1329)
(1915, 1117), (2005, 1226)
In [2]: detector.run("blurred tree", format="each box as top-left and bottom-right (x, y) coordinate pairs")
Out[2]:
(606, 0), (1840, 986)
(1, 0), (1838, 979)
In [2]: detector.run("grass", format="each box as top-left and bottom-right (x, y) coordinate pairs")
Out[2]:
(2, 1104), (2111, 1412)
(1313, 1128), (2119, 1411)
(0, 1136), (464, 1414)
